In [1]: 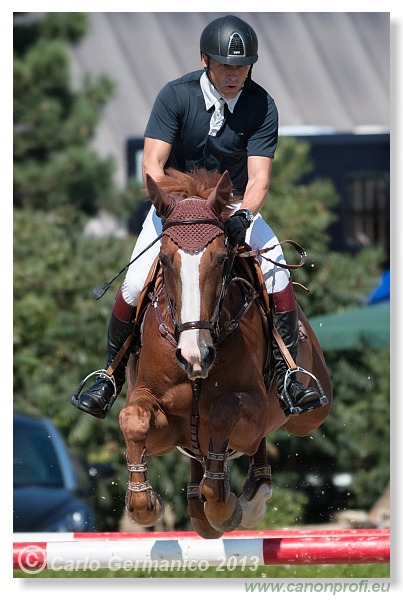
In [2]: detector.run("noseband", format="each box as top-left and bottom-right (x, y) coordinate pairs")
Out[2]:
(161, 216), (230, 339)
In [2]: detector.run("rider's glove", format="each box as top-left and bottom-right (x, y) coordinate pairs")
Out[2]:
(225, 209), (254, 247)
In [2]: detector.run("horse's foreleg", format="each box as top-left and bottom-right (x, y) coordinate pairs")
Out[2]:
(119, 399), (164, 527)
(238, 438), (273, 529)
(187, 458), (223, 539)
(200, 397), (242, 533)
(202, 444), (242, 533)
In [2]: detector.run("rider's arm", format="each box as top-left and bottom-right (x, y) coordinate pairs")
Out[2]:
(141, 137), (172, 184)
(240, 155), (273, 215)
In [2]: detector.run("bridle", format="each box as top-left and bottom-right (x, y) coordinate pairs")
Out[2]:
(161, 216), (234, 342)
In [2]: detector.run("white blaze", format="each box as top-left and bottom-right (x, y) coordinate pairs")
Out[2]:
(177, 248), (204, 371)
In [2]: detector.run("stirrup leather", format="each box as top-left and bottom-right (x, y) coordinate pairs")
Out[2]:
(282, 366), (328, 416)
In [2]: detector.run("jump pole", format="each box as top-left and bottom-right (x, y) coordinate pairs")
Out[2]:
(13, 528), (389, 542)
(13, 530), (389, 571)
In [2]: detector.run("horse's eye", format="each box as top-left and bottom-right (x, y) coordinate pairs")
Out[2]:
(216, 253), (228, 266)
(159, 254), (170, 269)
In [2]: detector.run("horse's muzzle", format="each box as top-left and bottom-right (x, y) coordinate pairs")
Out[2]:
(175, 331), (216, 380)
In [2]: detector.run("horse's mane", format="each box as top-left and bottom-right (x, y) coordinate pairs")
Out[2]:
(157, 168), (229, 200)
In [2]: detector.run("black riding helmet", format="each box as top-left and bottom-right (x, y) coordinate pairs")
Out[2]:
(200, 15), (258, 66)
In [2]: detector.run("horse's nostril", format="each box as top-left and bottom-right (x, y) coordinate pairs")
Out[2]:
(175, 348), (187, 368)
(203, 346), (216, 369)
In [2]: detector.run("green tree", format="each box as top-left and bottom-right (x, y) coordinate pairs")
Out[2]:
(13, 13), (116, 215)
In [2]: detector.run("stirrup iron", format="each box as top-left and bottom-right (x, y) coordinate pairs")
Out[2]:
(71, 369), (118, 410)
(282, 366), (328, 416)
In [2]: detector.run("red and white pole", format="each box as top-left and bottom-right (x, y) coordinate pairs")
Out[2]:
(13, 529), (390, 572)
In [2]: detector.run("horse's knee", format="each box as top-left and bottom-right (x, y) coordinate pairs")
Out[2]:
(119, 402), (153, 441)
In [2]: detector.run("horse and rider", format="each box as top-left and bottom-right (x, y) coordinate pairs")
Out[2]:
(71, 15), (329, 422)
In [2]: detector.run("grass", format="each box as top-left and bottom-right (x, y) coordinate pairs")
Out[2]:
(14, 563), (390, 579)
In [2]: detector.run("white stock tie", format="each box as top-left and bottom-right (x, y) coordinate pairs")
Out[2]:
(209, 98), (225, 137)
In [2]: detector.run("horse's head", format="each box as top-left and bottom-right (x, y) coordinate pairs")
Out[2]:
(146, 170), (231, 380)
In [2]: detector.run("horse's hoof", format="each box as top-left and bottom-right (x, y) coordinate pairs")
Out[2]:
(125, 490), (165, 527)
(191, 517), (223, 539)
(205, 496), (242, 533)
(238, 482), (272, 529)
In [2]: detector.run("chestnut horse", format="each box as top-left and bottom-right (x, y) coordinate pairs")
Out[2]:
(119, 169), (332, 539)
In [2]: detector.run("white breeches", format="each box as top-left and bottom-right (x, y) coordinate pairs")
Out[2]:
(121, 205), (290, 307)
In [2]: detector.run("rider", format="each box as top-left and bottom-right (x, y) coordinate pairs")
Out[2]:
(72, 14), (321, 419)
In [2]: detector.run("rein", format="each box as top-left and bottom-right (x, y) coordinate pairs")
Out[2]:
(237, 239), (307, 269)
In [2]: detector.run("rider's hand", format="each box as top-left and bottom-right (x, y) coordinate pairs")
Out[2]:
(225, 211), (250, 247)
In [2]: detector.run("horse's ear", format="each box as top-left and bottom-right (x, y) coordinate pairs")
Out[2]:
(145, 173), (176, 218)
(207, 170), (232, 217)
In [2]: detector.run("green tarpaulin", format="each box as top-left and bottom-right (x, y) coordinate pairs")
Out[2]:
(309, 302), (390, 350)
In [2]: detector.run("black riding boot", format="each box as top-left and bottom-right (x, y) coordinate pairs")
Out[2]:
(271, 281), (320, 416)
(71, 288), (136, 419)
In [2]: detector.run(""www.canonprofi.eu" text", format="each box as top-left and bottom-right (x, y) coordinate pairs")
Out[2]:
(244, 580), (390, 594)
